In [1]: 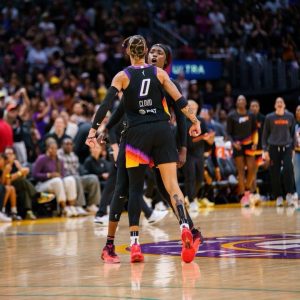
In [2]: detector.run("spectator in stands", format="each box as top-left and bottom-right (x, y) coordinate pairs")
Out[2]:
(4, 146), (54, 219)
(0, 108), (13, 153)
(188, 80), (202, 110)
(27, 40), (48, 72)
(56, 111), (78, 139)
(0, 90), (6, 109)
(4, 99), (29, 165)
(57, 137), (100, 215)
(203, 81), (219, 112)
(73, 112), (93, 164)
(76, 73), (97, 104)
(176, 72), (189, 99)
(262, 97), (298, 207)
(32, 99), (51, 138)
(208, 4), (225, 35)
(70, 102), (87, 125)
(200, 105), (226, 137)
(222, 83), (234, 113)
(96, 73), (108, 104)
(218, 109), (228, 131)
(83, 144), (112, 190)
(33, 138), (78, 217)
(0, 153), (18, 222)
(43, 116), (71, 150)
(45, 76), (65, 112)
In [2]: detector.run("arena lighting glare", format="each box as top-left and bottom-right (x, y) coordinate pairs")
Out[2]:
(171, 60), (222, 80)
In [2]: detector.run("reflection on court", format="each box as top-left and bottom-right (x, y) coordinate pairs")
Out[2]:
(0, 205), (299, 299)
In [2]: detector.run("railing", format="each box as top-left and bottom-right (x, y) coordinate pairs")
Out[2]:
(151, 20), (188, 48)
(227, 55), (300, 93)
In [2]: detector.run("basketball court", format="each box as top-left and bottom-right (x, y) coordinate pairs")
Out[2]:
(1, 204), (299, 300)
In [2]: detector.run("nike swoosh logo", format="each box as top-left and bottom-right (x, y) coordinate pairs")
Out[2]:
(97, 123), (101, 126)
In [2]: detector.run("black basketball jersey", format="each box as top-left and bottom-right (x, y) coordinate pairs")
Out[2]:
(122, 64), (170, 127)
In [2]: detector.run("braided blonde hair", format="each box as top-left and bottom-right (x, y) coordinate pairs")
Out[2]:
(122, 35), (147, 59)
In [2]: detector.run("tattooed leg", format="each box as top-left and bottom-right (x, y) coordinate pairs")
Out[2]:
(174, 194), (189, 228)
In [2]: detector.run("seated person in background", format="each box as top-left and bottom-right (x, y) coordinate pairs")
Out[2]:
(83, 144), (112, 189)
(73, 111), (92, 164)
(0, 182), (12, 222)
(0, 153), (21, 221)
(4, 146), (54, 219)
(51, 111), (78, 139)
(57, 137), (100, 215)
(32, 138), (78, 217)
(42, 116), (71, 151)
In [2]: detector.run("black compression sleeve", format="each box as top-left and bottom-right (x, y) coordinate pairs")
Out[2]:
(91, 86), (119, 130)
(106, 100), (125, 130)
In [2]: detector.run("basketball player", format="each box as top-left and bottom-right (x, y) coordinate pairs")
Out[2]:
(227, 95), (258, 207)
(262, 97), (297, 207)
(249, 100), (265, 204)
(86, 35), (201, 263)
(97, 43), (204, 263)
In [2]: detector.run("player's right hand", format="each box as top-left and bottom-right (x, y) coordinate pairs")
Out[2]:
(97, 129), (108, 145)
(263, 151), (270, 162)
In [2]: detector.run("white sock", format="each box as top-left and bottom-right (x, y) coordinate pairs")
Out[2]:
(180, 223), (189, 231)
(11, 207), (17, 214)
(130, 235), (139, 246)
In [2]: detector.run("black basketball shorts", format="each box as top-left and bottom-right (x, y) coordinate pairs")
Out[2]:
(125, 121), (178, 168)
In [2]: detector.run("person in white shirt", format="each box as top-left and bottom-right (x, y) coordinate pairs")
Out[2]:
(208, 5), (225, 35)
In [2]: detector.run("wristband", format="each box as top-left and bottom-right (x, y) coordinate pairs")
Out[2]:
(176, 96), (188, 109)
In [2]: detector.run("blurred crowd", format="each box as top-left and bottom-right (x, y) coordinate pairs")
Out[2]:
(156, 0), (300, 65)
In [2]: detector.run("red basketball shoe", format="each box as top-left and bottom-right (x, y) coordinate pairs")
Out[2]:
(181, 227), (196, 263)
(192, 229), (204, 254)
(101, 244), (120, 264)
(130, 243), (144, 263)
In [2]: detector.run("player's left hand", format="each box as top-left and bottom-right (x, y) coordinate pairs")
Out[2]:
(189, 121), (201, 137)
(85, 136), (98, 149)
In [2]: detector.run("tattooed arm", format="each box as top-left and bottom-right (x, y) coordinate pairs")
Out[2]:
(181, 105), (199, 125)
(157, 68), (201, 136)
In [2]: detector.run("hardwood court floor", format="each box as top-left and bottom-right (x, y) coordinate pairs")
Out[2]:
(0, 204), (299, 300)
